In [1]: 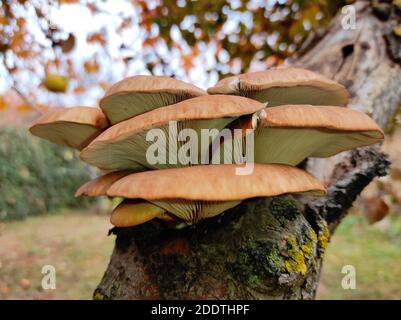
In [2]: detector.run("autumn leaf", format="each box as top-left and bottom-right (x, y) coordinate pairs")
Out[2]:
(0, 16), (8, 26)
(86, 3), (99, 14)
(43, 74), (69, 93)
(143, 37), (158, 47)
(0, 96), (7, 111)
(16, 17), (26, 29)
(84, 60), (99, 73)
(362, 197), (390, 224)
(58, 33), (75, 53)
(87, 32), (107, 45)
(181, 54), (193, 71)
(118, 17), (132, 32)
(181, 48), (199, 71)
(266, 55), (283, 68)
(58, 0), (80, 4)
(10, 31), (26, 55)
(73, 85), (86, 94)
(16, 104), (33, 112)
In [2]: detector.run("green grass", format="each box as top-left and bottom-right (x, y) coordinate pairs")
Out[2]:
(0, 210), (114, 299)
(317, 213), (401, 299)
(0, 209), (400, 299)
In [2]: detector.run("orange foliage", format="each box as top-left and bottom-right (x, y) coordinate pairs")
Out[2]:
(0, 90), (40, 126)
(84, 60), (99, 74)
(0, 0), (343, 109)
(87, 32), (107, 46)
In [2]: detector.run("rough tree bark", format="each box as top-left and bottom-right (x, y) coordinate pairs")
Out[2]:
(94, 1), (401, 300)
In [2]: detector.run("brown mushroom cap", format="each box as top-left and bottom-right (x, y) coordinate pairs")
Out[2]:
(75, 170), (134, 197)
(75, 173), (176, 227)
(107, 163), (325, 201)
(106, 163), (325, 224)
(80, 95), (265, 171)
(207, 67), (349, 107)
(213, 105), (384, 165)
(100, 75), (207, 124)
(259, 105), (382, 133)
(29, 107), (109, 150)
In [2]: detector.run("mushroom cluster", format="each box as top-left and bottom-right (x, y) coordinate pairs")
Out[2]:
(29, 68), (384, 228)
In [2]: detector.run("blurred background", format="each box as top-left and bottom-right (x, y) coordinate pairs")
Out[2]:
(0, 0), (400, 300)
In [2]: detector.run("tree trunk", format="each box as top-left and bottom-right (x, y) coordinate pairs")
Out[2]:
(94, 1), (400, 300)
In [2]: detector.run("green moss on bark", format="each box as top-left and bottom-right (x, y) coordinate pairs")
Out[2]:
(230, 241), (282, 286)
(149, 254), (191, 297)
(127, 196), (323, 299)
(269, 196), (301, 224)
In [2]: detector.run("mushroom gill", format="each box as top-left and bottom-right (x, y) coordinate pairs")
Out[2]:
(80, 95), (265, 171)
(212, 105), (384, 166)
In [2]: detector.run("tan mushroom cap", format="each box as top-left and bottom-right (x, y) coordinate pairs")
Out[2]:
(110, 200), (168, 227)
(29, 107), (109, 150)
(259, 105), (383, 134)
(213, 105), (384, 166)
(107, 163), (326, 201)
(256, 105), (384, 157)
(75, 170), (134, 197)
(100, 75), (207, 124)
(207, 67), (349, 107)
(80, 95), (265, 171)
(95, 95), (264, 144)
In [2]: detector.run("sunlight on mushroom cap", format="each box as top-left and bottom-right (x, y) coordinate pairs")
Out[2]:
(100, 75), (207, 124)
(29, 106), (109, 150)
(207, 67), (349, 107)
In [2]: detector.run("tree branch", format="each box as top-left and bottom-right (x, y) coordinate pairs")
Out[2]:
(306, 146), (390, 233)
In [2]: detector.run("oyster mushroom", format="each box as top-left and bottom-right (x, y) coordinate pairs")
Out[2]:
(110, 200), (175, 227)
(100, 75), (207, 124)
(207, 67), (349, 107)
(29, 106), (109, 150)
(75, 171), (172, 226)
(212, 105), (384, 165)
(75, 170), (134, 197)
(106, 163), (326, 226)
(80, 95), (265, 171)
